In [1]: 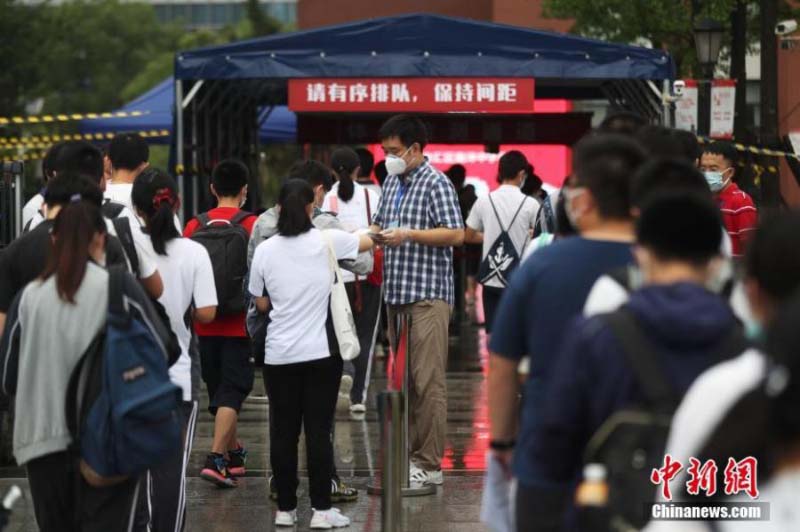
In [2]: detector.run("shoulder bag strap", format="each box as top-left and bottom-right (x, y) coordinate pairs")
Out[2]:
(603, 308), (679, 411)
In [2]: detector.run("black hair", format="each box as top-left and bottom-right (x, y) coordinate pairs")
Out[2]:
(702, 141), (738, 167)
(42, 141), (67, 182)
(41, 199), (106, 303)
(598, 110), (647, 137)
(572, 133), (647, 220)
(498, 150), (528, 183)
(287, 159), (333, 191)
(764, 294), (800, 443)
(44, 172), (104, 208)
(53, 141), (104, 184)
(331, 147), (361, 202)
(636, 193), (722, 265)
(131, 167), (180, 255)
(671, 129), (701, 163)
(554, 189), (577, 237)
(378, 115), (428, 150)
(277, 179), (314, 237)
(744, 211), (800, 303)
(446, 164), (467, 190)
(354, 148), (374, 178)
(637, 125), (697, 163)
(631, 159), (711, 209)
(211, 159), (249, 198)
(108, 133), (149, 171)
(521, 168), (544, 197)
(374, 161), (388, 186)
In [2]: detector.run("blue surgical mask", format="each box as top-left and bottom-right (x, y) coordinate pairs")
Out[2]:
(703, 169), (731, 193)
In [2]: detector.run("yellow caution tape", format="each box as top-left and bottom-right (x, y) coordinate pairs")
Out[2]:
(699, 137), (798, 160)
(0, 110), (150, 126)
(0, 130), (170, 151)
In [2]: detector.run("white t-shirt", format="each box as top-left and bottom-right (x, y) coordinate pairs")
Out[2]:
(466, 184), (539, 288)
(249, 228), (359, 365)
(105, 204), (159, 280)
(153, 238), (217, 401)
(104, 183), (136, 216)
(322, 181), (380, 283)
(22, 193), (44, 229)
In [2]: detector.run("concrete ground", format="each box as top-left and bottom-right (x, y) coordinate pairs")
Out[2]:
(0, 324), (491, 532)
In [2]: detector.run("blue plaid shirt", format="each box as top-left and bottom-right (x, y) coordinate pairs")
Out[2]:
(373, 158), (464, 306)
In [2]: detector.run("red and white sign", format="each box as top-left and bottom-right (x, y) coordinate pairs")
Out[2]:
(710, 79), (736, 139)
(675, 80), (698, 133)
(289, 78), (535, 113)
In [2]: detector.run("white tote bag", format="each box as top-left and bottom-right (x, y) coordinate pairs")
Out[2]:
(322, 232), (361, 361)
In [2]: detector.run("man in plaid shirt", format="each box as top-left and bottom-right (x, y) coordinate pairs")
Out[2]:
(370, 115), (465, 486)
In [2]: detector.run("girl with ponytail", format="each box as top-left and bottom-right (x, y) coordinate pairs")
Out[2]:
(131, 167), (218, 531)
(321, 148), (383, 415)
(250, 178), (374, 528)
(0, 196), (176, 531)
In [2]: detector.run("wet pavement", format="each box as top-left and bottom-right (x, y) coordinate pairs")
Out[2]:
(0, 322), (491, 531)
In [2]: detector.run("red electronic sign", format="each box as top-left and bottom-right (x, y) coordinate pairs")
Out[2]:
(288, 78), (535, 113)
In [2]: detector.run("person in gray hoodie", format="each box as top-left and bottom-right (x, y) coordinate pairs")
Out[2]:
(249, 159), (370, 503)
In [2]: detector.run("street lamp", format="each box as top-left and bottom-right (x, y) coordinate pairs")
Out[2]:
(693, 18), (726, 136)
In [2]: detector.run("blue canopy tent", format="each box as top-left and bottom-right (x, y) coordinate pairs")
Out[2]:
(173, 13), (674, 213)
(79, 77), (297, 144)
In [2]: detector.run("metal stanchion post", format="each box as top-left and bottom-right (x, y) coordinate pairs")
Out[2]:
(378, 391), (402, 532)
(368, 314), (436, 498)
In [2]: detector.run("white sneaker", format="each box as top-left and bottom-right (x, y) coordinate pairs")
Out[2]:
(275, 509), (297, 527)
(310, 507), (351, 529)
(349, 403), (366, 414)
(337, 375), (353, 411)
(409, 463), (443, 486)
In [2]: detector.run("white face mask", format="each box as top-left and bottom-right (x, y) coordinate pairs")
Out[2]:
(563, 187), (587, 228)
(385, 147), (412, 176)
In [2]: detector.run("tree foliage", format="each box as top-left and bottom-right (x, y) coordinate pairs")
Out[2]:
(542, 0), (796, 76)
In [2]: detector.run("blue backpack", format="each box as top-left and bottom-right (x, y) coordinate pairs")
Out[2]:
(66, 266), (183, 485)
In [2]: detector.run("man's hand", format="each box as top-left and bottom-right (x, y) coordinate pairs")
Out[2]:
(380, 228), (412, 248)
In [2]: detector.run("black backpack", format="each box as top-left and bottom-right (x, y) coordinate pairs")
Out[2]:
(190, 211), (251, 316)
(583, 308), (748, 531)
(477, 196), (529, 287)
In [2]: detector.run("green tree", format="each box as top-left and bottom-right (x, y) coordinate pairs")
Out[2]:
(542, 0), (752, 76)
(0, 0), (45, 116)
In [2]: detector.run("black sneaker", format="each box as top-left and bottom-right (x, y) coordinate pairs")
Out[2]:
(330, 477), (358, 502)
(228, 445), (247, 477)
(200, 453), (237, 488)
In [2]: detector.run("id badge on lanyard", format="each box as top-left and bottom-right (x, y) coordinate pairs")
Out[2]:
(387, 181), (408, 230)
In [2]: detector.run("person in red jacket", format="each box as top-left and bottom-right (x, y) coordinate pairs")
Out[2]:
(184, 160), (257, 487)
(699, 141), (757, 257)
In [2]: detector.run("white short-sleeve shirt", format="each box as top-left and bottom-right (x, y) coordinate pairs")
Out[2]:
(322, 181), (380, 283)
(153, 238), (218, 400)
(249, 228), (359, 365)
(466, 184), (539, 288)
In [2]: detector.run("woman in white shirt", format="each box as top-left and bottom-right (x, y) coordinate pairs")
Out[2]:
(250, 179), (374, 529)
(322, 147), (382, 414)
(132, 168), (218, 532)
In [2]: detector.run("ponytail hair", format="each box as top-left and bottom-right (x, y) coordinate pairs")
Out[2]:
(132, 167), (180, 255)
(41, 197), (106, 303)
(331, 147), (360, 203)
(277, 179), (314, 237)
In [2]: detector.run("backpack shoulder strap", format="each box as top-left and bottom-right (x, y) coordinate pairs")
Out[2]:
(111, 217), (140, 278)
(713, 325), (750, 363)
(487, 195), (506, 233)
(230, 210), (252, 226)
(197, 213), (211, 227)
(107, 265), (128, 320)
(102, 199), (125, 219)
(603, 308), (679, 410)
(507, 196), (529, 231)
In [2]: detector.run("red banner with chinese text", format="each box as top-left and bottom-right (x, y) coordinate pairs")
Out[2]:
(288, 78), (535, 113)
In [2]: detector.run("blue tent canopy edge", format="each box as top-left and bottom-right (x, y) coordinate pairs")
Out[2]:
(175, 13), (674, 82)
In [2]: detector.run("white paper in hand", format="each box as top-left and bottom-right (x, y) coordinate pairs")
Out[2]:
(480, 452), (516, 532)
